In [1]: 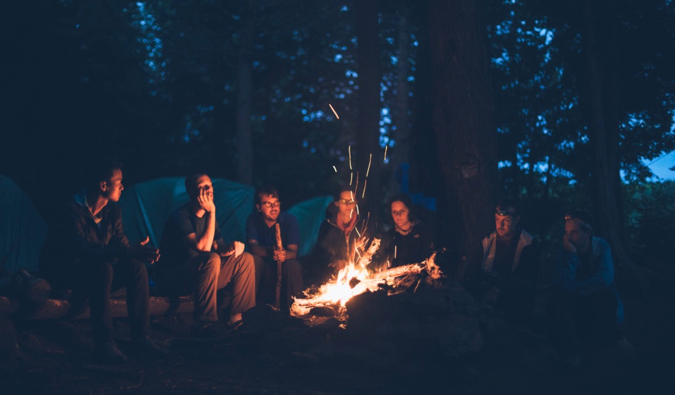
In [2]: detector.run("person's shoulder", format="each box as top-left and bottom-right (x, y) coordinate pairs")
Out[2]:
(169, 204), (192, 221)
(592, 236), (610, 253)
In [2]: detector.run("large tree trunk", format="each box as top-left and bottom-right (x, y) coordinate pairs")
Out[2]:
(581, 1), (630, 266)
(354, 0), (383, 223)
(236, 0), (256, 185)
(429, 0), (497, 276)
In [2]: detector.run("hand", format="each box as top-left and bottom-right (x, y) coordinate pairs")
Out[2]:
(197, 188), (216, 213)
(563, 234), (576, 253)
(484, 286), (501, 305)
(232, 241), (245, 258)
(273, 248), (286, 263)
(129, 236), (160, 264)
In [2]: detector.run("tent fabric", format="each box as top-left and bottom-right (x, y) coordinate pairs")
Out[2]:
(118, 177), (255, 248)
(287, 196), (334, 256)
(0, 176), (48, 274)
(118, 177), (331, 257)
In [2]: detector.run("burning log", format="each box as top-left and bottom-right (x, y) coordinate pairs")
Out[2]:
(291, 249), (444, 318)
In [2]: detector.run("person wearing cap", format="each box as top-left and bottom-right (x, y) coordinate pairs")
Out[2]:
(466, 200), (540, 325)
(552, 209), (629, 367)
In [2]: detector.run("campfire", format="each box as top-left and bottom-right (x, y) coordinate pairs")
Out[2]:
(291, 238), (444, 317)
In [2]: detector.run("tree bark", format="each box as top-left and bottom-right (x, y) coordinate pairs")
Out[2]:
(429, 0), (497, 275)
(236, 0), (256, 185)
(354, 0), (383, 223)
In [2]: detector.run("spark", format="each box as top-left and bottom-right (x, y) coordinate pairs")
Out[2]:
(394, 245), (397, 259)
(384, 146), (388, 161)
(333, 166), (337, 173)
(350, 172), (353, 185)
(349, 208), (354, 219)
(361, 179), (368, 198)
(356, 204), (360, 215)
(329, 103), (340, 119)
(366, 154), (372, 177)
(348, 145), (352, 170)
(350, 190), (354, 201)
(355, 227), (362, 238)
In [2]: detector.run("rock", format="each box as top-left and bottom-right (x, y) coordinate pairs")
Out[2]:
(345, 291), (392, 335)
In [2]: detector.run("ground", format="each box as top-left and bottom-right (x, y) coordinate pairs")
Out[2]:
(1, 285), (674, 394)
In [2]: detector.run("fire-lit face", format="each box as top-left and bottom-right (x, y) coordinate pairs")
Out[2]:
(495, 213), (519, 240)
(335, 190), (357, 219)
(391, 201), (411, 229)
(193, 175), (213, 199)
(257, 194), (280, 223)
(565, 219), (590, 251)
(102, 169), (124, 202)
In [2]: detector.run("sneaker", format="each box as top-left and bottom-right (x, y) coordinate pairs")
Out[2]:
(191, 321), (221, 338)
(133, 336), (169, 356)
(94, 341), (128, 363)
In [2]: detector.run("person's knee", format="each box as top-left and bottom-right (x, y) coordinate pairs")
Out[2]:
(239, 252), (254, 272)
(129, 260), (149, 281)
(283, 259), (302, 275)
(201, 252), (221, 271)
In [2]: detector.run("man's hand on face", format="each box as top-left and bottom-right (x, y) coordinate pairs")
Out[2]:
(563, 234), (577, 253)
(197, 188), (216, 213)
(129, 236), (160, 264)
(273, 248), (286, 263)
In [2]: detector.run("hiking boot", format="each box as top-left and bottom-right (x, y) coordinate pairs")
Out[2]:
(133, 336), (169, 356)
(94, 341), (128, 363)
(191, 321), (221, 338)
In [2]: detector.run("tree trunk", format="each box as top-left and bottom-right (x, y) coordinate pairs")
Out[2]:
(581, 1), (632, 267)
(236, 0), (256, 185)
(354, 0), (383, 223)
(393, 13), (411, 167)
(429, 0), (497, 274)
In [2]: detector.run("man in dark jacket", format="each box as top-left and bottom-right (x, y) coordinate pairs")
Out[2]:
(39, 159), (166, 363)
(466, 201), (540, 325)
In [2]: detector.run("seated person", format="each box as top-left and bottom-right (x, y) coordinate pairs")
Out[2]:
(309, 186), (372, 283)
(39, 158), (166, 362)
(551, 210), (628, 366)
(246, 185), (303, 309)
(155, 173), (255, 336)
(375, 193), (436, 269)
(466, 201), (540, 325)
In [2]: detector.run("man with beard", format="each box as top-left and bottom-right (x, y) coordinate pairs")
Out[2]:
(155, 174), (255, 336)
(39, 158), (167, 363)
(466, 201), (540, 325)
(246, 185), (303, 310)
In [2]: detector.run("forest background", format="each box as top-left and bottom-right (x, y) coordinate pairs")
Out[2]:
(2, 0), (674, 274)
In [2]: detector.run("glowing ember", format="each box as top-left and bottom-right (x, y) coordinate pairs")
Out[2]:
(329, 103), (340, 119)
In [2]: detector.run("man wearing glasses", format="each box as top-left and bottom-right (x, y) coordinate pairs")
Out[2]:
(552, 209), (629, 367)
(155, 174), (255, 337)
(246, 185), (303, 310)
(466, 201), (539, 325)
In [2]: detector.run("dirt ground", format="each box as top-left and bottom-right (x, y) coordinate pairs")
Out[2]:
(1, 286), (674, 395)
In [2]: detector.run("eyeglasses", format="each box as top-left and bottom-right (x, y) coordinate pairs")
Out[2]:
(337, 199), (356, 206)
(261, 201), (280, 208)
(564, 215), (591, 230)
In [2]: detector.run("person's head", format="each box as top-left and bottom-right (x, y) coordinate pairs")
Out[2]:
(185, 173), (213, 202)
(255, 185), (280, 223)
(494, 200), (520, 240)
(86, 158), (124, 202)
(564, 209), (593, 251)
(389, 194), (416, 229)
(334, 186), (357, 219)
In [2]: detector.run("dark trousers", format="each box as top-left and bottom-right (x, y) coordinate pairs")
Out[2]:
(253, 255), (303, 308)
(496, 279), (536, 325)
(158, 252), (256, 321)
(49, 260), (150, 346)
(551, 287), (618, 356)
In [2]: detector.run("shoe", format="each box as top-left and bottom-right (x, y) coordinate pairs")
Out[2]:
(191, 321), (221, 338)
(94, 341), (128, 363)
(226, 319), (243, 333)
(133, 336), (169, 356)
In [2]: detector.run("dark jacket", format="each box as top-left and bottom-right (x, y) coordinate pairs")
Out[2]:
(39, 191), (130, 279)
(375, 221), (436, 269)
